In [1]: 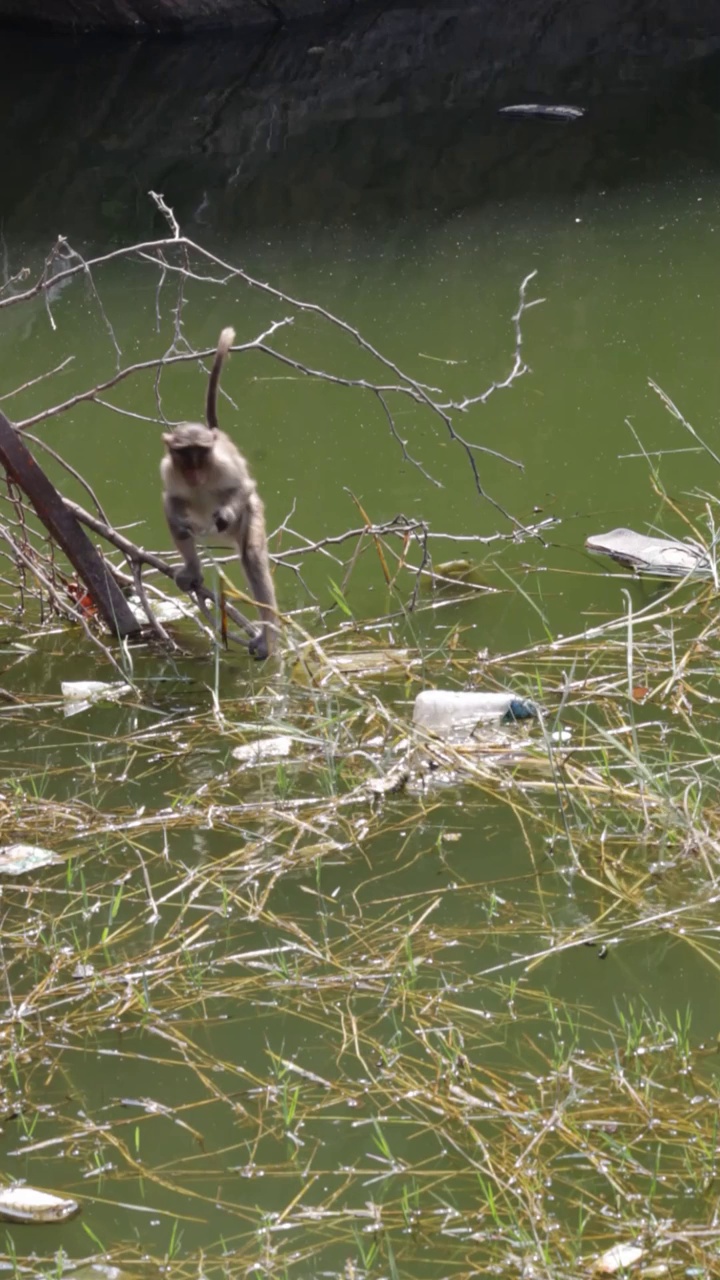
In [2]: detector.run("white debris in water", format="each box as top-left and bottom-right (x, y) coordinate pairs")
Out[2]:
(61, 681), (133, 716)
(499, 103), (585, 120)
(232, 735), (294, 764)
(0, 1185), (80, 1223)
(594, 1242), (644, 1274)
(413, 690), (536, 737)
(0, 845), (62, 875)
(550, 727), (572, 743)
(127, 595), (195, 624)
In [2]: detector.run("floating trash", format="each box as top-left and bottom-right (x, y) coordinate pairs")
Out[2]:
(365, 760), (413, 797)
(586, 528), (712, 578)
(550, 726), (572, 744)
(593, 1242), (644, 1274)
(61, 680), (133, 717)
(499, 104), (585, 120)
(0, 844), (63, 875)
(0, 1185), (80, 1223)
(61, 680), (132, 702)
(413, 690), (537, 737)
(232, 735), (294, 764)
(128, 595), (192, 624)
(293, 647), (418, 684)
(367, 691), (539, 796)
(66, 1266), (125, 1280)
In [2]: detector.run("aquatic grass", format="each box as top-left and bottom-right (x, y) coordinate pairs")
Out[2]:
(0, 536), (720, 1275)
(7, 254), (720, 1274)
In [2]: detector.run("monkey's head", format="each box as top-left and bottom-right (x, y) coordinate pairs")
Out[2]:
(163, 422), (216, 487)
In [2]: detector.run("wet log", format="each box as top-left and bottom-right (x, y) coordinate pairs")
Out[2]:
(0, 411), (141, 638)
(585, 527), (712, 578)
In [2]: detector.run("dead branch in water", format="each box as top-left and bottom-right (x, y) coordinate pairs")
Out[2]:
(0, 410), (139, 638)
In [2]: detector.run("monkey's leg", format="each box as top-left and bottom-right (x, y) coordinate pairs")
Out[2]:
(164, 496), (204, 591)
(239, 502), (278, 660)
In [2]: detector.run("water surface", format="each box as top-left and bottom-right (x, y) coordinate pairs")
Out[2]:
(1, 30), (720, 1276)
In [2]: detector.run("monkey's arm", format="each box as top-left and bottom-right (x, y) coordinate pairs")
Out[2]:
(238, 494), (278, 660)
(163, 493), (204, 591)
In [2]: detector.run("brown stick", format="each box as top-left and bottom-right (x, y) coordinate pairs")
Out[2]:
(0, 410), (140, 639)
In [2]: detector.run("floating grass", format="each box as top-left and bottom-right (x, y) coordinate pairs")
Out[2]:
(0, 581), (718, 1278)
(2, 228), (720, 1278)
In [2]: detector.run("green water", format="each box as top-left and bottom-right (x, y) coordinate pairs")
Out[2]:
(1, 30), (720, 1277)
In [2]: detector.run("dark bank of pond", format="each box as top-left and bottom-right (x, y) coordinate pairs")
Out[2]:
(3, 0), (720, 38)
(3, 3), (720, 241)
(1, 19), (720, 1280)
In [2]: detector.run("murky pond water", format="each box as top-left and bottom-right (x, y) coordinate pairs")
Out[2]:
(1, 27), (720, 1278)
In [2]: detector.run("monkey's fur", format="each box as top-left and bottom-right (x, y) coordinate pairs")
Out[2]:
(160, 327), (277, 660)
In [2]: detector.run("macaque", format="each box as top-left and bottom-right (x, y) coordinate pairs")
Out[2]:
(160, 326), (277, 659)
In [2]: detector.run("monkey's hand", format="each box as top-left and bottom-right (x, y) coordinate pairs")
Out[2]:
(175, 564), (204, 592)
(213, 506), (236, 534)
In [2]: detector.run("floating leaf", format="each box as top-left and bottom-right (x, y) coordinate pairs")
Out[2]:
(327, 578), (353, 618)
(432, 559), (487, 587)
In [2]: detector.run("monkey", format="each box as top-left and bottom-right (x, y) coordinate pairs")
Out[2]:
(160, 326), (278, 660)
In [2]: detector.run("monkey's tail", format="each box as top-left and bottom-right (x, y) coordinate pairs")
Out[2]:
(206, 326), (236, 430)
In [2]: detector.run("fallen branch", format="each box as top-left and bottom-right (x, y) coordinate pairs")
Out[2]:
(63, 499), (259, 648)
(0, 412), (140, 639)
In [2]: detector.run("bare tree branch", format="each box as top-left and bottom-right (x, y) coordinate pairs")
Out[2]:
(0, 198), (541, 526)
(0, 198), (545, 650)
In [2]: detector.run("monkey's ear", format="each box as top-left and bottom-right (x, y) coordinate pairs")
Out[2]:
(162, 433), (174, 448)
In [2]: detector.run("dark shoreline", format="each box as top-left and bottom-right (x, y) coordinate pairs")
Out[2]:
(1, 0), (720, 42)
(0, 0), (365, 35)
(3, 1), (720, 242)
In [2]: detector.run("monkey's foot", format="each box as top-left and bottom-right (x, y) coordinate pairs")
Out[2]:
(249, 630), (269, 661)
